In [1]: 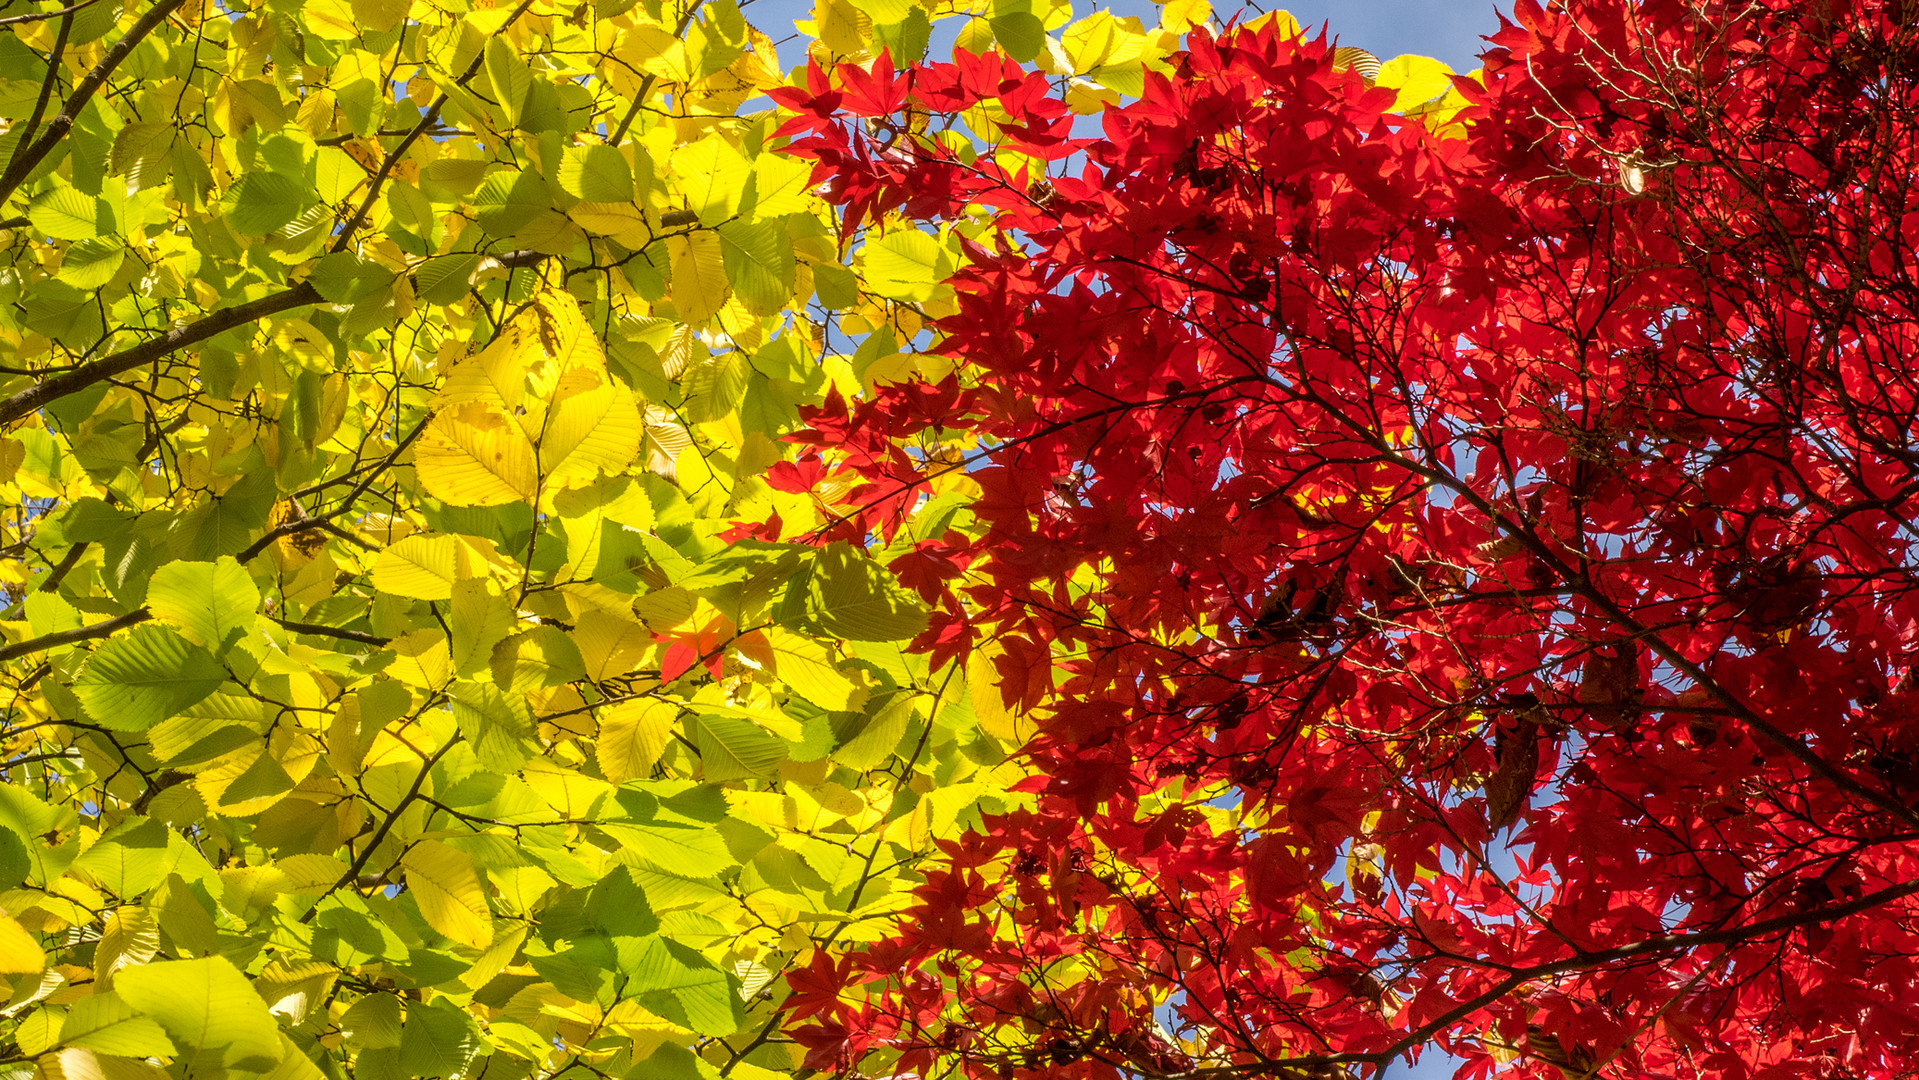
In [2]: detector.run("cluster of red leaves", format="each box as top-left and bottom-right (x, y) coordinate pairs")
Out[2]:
(777, 1), (1919, 1078)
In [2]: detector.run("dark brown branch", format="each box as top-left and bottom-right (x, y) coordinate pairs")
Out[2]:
(0, 0), (103, 28)
(268, 617), (389, 646)
(0, 608), (147, 662)
(327, 0), (538, 255)
(37, 540), (86, 593)
(1358, 876), (1919, 1070)
(0, 0), (189, 204)
(606, 0), (703, 146)
(0, 282), (320, 428)
(7, 9), (71, 175)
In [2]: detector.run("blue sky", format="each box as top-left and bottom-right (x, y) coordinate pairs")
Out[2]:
(1276, 0), (1498, 71)
(746, 0), (1500, 73)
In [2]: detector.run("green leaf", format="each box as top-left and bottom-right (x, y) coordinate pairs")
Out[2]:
(680, 350), (751, 425)
(397, 996), (481, 1076)
(717, 218), (795, 316)
(472, 169), (550, 237)
(690, 713), (786, 780)
(833, 693), (913, 771)
(338, 994), (402, 1050)
(29, 186), (107, 240)
(484, 37), (533, 128)
(449, 680), (537, 771)
(222, 171), (309, 237)
(599, 789), (738, 878)
(58, 991), (177, 1058)
(803, 541), (930, 641)
(117, 956), (283, 1072)
(627, 936), (744, 1036)
(73, 816), (172, 897)
(146, 557), (259, 650)
(416, 252), (483, 305)
(559, 144), (635, 202)
(988, 9), (1044, 61)
(813, 260), (858, 309)
(72, 625), (226, 731)
(56, 237), (125, 289)
(306, 251), (397, 304)
(862, 228), (951, 302)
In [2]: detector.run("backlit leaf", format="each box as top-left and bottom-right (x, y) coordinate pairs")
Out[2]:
(72, 626), (225, 732)
(145, 557), (258, 650)
(401, 840), (495, 950)
(116, 956), (282, 1071)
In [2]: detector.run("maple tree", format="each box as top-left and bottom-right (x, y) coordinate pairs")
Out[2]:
(771, 0), (1919, 1078)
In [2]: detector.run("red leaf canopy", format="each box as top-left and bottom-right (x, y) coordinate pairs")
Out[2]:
(782, 1), (1919, 1077)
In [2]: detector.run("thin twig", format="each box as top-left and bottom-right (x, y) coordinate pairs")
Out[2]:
(268, 617), (390, 646)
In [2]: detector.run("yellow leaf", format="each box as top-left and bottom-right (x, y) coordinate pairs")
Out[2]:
(810, 0), (870, 58)
(1159, 0), (1209, 34)
(415, 402), (540, 506)
(0, 436), (23, 484)
(749, 152), (815, 222)
(574, 609), (655, 682)
(968, 648), (1034, 745)
(597, 698), (677, 783)
(44, 1046), (169, 1080)
(1063, 11), (1148, 73)
(642, 405), (693, 480)
(539, 376), (645, 489)
(402, 840), (494, 950)
(351, 0), (410, 32)
(301, 0), (359, 39)
(93, 905), (159, 987)
(1377, 54), (1456, 112)
(669, 231), (729, 326)
(371, 534), (482, 600)
(1241, 9), (1301, 38)
(520, 291), (605, 378)
(435, 339), (528, 413)
(570, 201), (651, 247)
(385, 629), (453, 691)
(762, 629), (859, 711)
(522, 760), (614, 819)
(673, 136), (749, 224)
(1065, 77), (1121, 115)
(0, 911), (45, 974)
(460, 924), (527, 990)
(618, 22), (691, 82)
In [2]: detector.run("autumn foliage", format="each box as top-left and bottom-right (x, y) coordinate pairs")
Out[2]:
(776, 0), (1919, 1077)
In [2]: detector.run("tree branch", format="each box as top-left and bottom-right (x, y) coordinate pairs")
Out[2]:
(327, 0), (539, 255)
(7, 9), (72, 175)
(0, 608), (148, 662)
(0, 0), (189, 204)
(1360, 876), (1919, 1069)
(0, 282), (319, 428)
(268, 617), (390, 647)
(0, 0), (103, 28)
(607, 0), (703, 146)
